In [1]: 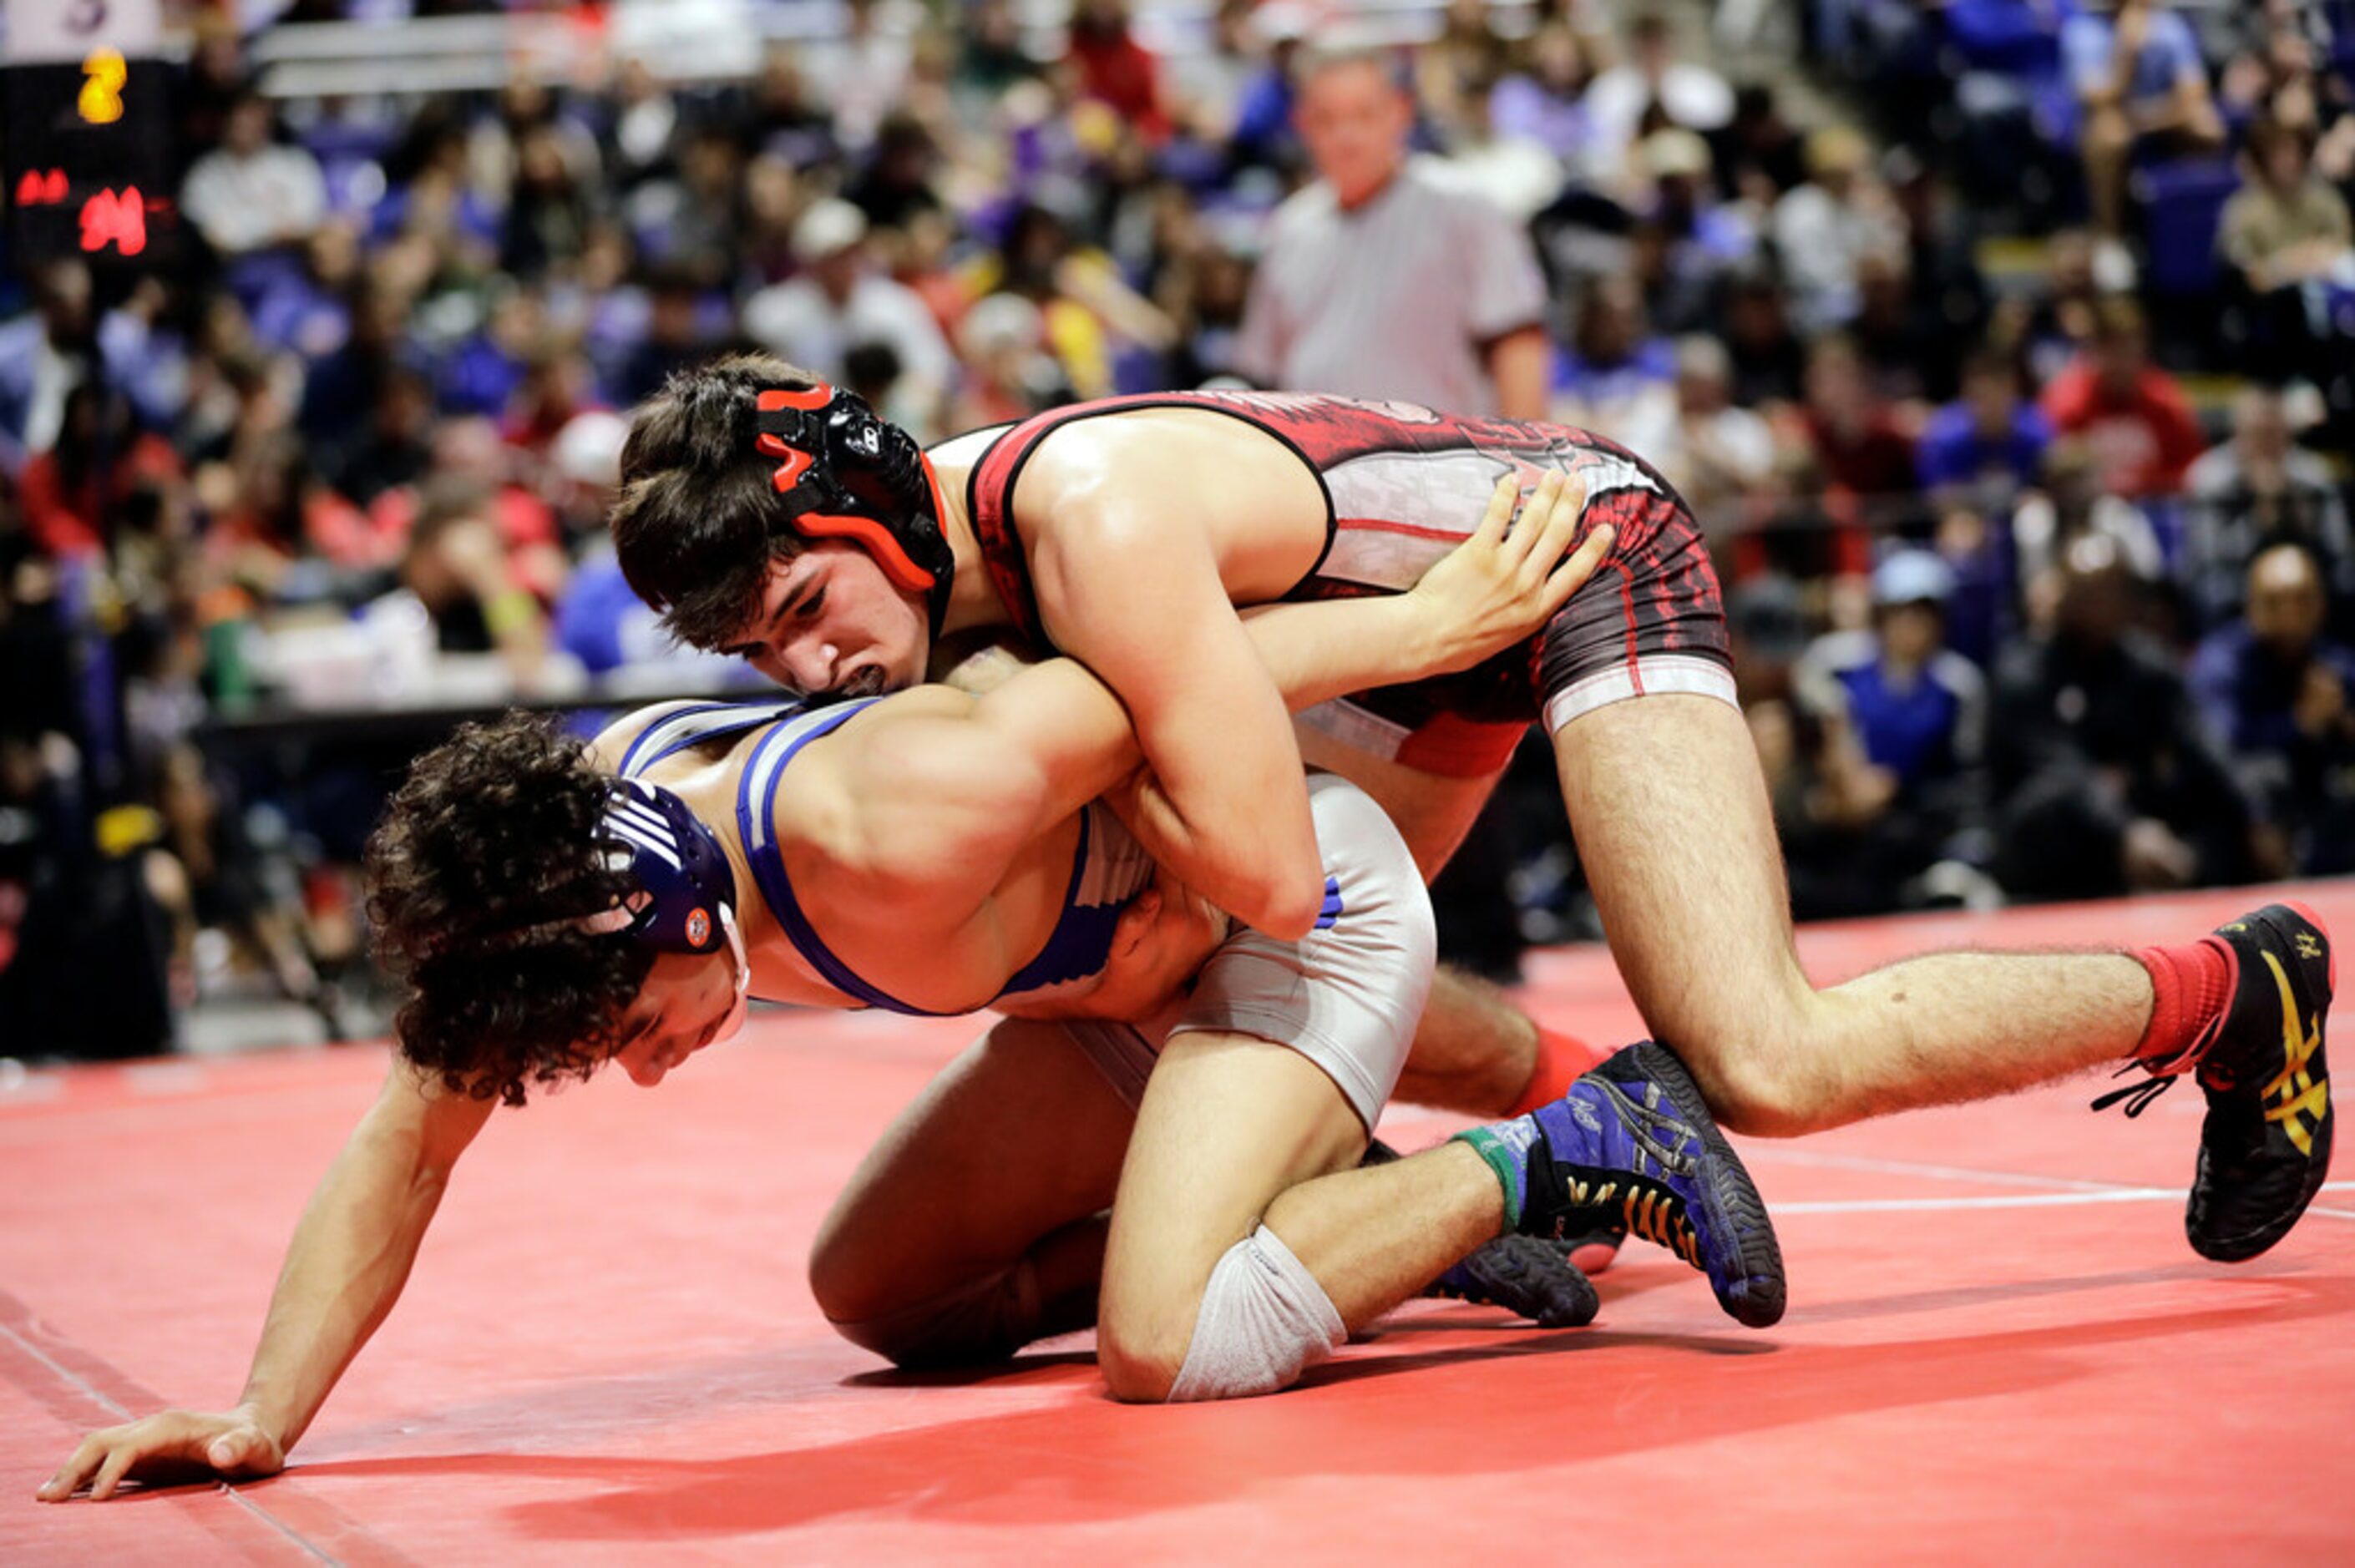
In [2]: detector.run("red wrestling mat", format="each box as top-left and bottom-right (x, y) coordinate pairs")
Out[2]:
(7, 883), (2354, 1565)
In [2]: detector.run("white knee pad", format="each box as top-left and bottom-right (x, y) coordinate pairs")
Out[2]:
(1166, 1225), (1345, 1403)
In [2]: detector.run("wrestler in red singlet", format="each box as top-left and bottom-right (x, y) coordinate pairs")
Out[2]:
(962, 390), (1730, 777)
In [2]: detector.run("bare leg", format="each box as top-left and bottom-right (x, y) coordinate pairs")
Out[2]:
(1553, 695), (2153, 1136)
(1096, 1029), (1369, 1400)
(808, 1017), (1135, 1363)
(1265, 1141), (1505, 1324)
(1400, 967), (1546, 1112)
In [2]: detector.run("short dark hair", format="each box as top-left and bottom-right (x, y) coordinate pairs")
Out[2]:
(611, 352), (826, 652)
(366, 713), (654, 1106)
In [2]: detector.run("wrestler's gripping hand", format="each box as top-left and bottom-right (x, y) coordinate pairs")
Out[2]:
(38, 1405), (284, 1501)
(1402, 468), (1611, 675)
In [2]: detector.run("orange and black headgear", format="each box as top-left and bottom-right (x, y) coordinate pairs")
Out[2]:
(754, 383), (955, 635)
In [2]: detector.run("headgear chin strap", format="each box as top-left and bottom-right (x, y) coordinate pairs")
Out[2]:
(585, 777), (739, 956)
(754, 383), (954, 635)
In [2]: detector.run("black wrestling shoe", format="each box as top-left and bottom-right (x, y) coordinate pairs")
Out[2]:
(1426, 1233), (1600, 1328)
(2095, 902), (2334, 1262)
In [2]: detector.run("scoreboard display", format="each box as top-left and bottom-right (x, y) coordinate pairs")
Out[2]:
(3, 0), (177, 266)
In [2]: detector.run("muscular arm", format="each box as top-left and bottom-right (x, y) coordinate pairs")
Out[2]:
(43, 1060), (495, 1498)
(823, 473), (1602, 922)
(1030, 495), (1327, 936)
(236, 1062), (496, 1451)
(1487, 326), (1553, 423)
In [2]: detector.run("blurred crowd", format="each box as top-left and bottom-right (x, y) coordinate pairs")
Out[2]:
(7, 0), (2355, 1053)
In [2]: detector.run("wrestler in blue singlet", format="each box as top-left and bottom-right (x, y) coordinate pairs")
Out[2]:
(615, 701), (1156, 1015)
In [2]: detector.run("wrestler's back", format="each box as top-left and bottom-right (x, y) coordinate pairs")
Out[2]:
(957, 391), (1656, 620)
(594, 701), (1097, 1017)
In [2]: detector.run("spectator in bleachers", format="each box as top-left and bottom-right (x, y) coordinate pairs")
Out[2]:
(1448, 75), (1571, 223)
(2064, 0), (2225, 247)
(1709, 82), (1808, 203)
(1990, 533), (2262, 899)
(2218, 4), (2341, 151)
(1487, 20), (1595, 165)
(181, 92), (329, 263)
(1548, 276), (1676, 455)
(1653, 334), (1776, 521)
(844, 113), (947, 235)
(2182, 385), (2354, 630)
(2013, 438), (2165, 621)
(1584, 10), (1733, 176)
(0, 260), (98, 477)
(1728, 445), (1873, 612)
(2190, 539), (2355, 873)
(1883, 147), (1991, 374)
(1628, 127), (1756, 335)
(613, 266), (719, 409)
(19, 386), (180, 563)
(388, 481), (554, 690)
(1720, 264), (1807, 407)
(1236, 48), (1549, 420)
(965, 200), (1175, 402)
(248, 224), (358, 365)
(2038, 296), (2202, 498)
(197, 426), (382, 586)
(1790, 549), (1991, 913)
(1795, 332), (1917, 504)
(826, 0), (924, 152)
(1998, 226), (2107, 388)
(1849, 242), (1948, 404)
(1166, 0), (1261, 143)
(603, 57), (686, 191)
(1418, 0), (1515, 138)
(743, 199), (953, 432)
(950, 293), (1070, 430)
(2221, 115), (2355, 379)
(327, 364), (435, 512)
(97, 279), (196, 438)
(1770, 124), (1905, 333)
(1918, 344), (2055, 514)
(1069, 0), (1170, 142)
(500, 121), (601, 283)
(738, 45), (842, 171)
(1748, 692), (1900, 920)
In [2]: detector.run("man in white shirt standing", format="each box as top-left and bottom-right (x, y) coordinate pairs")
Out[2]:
(1236, 48), (1552, 421)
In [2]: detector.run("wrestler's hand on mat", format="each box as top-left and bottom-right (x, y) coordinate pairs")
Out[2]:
(1403, 469), (1612, 675)
(38, 1404), (285, 1501)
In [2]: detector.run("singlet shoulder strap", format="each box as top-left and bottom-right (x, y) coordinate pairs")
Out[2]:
(733, 696), (947, 1015)
(616, 700), (806, 779)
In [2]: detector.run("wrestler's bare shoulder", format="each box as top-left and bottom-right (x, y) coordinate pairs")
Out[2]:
(1012, 407), (1329, 593)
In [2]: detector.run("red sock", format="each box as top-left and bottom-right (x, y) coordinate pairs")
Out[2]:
(1506, 1026), (1613, 1116)
(2130, 937), (2235, 1070)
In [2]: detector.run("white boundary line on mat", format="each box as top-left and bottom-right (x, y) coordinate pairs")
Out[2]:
(1740, 1146), (2161, 1193)
(1781, 1186), (2355, 1220)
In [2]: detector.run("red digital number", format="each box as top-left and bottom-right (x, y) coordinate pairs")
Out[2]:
(15, 169), (69, 206)
(78, 186), (147, 256)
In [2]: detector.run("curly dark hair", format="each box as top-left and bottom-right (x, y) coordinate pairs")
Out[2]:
(365, 713), (654, 1106)
(611, 352), (823, 653)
